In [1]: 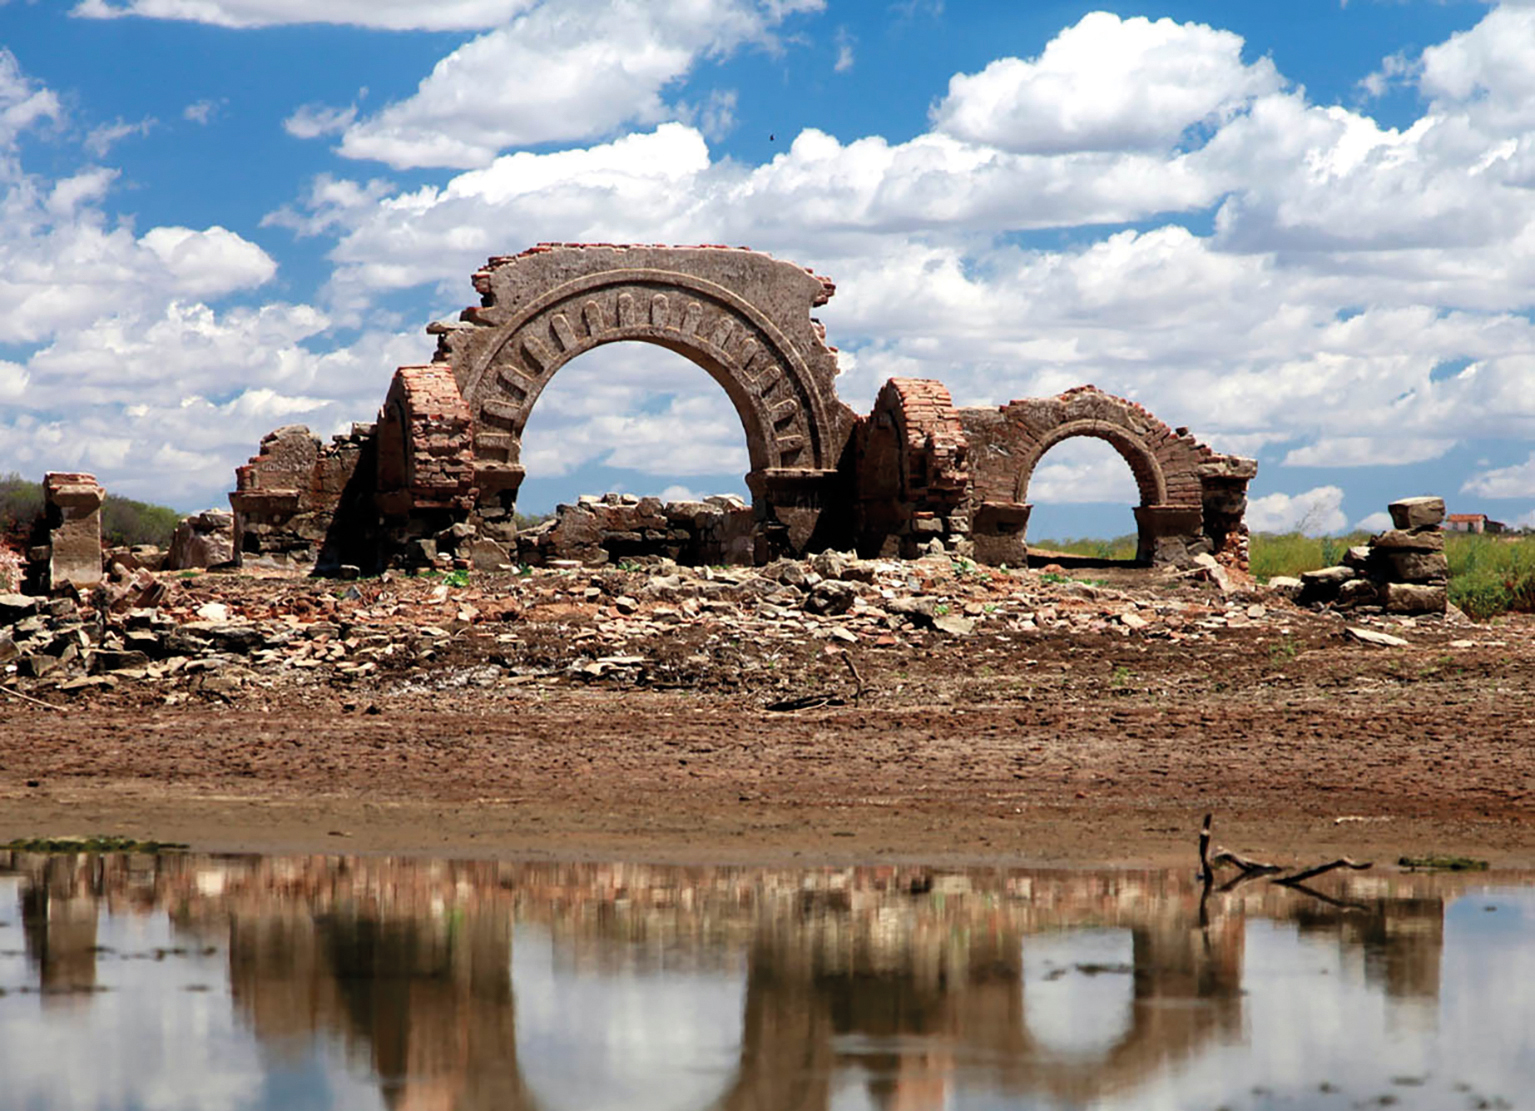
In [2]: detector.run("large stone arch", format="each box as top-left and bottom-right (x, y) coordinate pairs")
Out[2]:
(433, 245), (858, 553)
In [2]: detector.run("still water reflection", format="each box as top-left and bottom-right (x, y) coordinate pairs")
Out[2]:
(0, 852), (1531, 1110)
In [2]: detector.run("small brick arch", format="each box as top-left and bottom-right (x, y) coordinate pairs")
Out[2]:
(1002, 386), (1205, 510)
(959, 386), (1245, 566)
(433, 244), (857, 552)
(1013, 418), (1167, 507)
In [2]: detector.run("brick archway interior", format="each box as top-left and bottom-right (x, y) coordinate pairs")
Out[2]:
(1013, 421), (1167, 509)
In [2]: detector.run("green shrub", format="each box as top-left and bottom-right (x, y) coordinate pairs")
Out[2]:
(0, 472), (44, 537)
(1248, 531), (1371, 582)
(1445, 533), (1535, 620)
(101, 496), (181, 547)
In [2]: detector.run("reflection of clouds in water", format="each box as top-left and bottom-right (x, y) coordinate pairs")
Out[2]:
(1019, 929), (1136, 1059)
(1439, 891), (1535, 1095)
(512, 923), (746, 1111)
(0, 877), (381, 1111)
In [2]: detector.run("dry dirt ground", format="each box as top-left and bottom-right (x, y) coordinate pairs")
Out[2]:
(3, 557), (1533, 869)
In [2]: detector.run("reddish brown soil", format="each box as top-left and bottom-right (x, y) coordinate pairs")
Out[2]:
(4, 604), (1533, 867)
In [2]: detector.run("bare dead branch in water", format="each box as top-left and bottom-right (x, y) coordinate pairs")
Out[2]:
(1198, 813), (1212, 882)
(1199, 814), (1371, 897)
(1274, 858), (1372, 886)
(1211, 848), (1283, 874)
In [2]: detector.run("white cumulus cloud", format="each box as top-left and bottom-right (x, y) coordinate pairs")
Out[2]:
(325, 0), (823, 168)
(1248, 486), (1348, 534)
(70, 0), (535, 31)
(138, 225), (277, 296)
(1461, 453), (1535, 499)
(1282, 436), (1458, 468)
(932, 12), (1281, 153)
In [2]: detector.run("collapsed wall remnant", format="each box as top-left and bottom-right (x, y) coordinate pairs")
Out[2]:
(854, 378), (972, 559)
(519, 493), (756, 567)
(1291, 497), (1449, 615)
(226, 244), (1257, 574)
(228, 424), (377, 572)
(31, 472), (106, 591)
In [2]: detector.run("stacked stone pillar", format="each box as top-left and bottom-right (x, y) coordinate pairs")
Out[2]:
(36, 472), (106, 590)
(1298, 496), (1448, 614)
(1370, 496), (1449, 614)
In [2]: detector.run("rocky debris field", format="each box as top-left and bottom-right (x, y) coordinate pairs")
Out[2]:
(3, 549), (1535, 866)
(0, 548), (1503, 709)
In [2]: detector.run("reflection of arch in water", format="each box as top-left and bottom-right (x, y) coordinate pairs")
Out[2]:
(1020, 928), (1137, 1058)
(512, 923), (744, 1111)
(711, 912), (1245, 1111)
(228, 910), (540, 1111)
(980, 918), (1247, 1105)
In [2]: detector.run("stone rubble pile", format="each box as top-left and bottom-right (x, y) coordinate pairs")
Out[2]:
(516, 493), (757, 567)
(165, 510), (236, 571)
(1284, 497), (1449, 615)
(0, 546), (1389, 704)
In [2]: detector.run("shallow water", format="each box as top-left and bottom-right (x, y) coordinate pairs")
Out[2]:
(0, 853), (1531, 1111)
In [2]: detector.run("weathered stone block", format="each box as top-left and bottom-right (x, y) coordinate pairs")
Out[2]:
(1299, 564), (1354, 604)
(1336, 578), (1380, 607)
(0, 593), (40, 624)
(464, 537), (509, 570)
(1383, 549), (1449, 583)
(1383, 581), (1447, 614)
(165, 510), (235, 570)
(1388, 496), (1446, 531)
(1267, 575), (1303, 600)
(1370, 529), (1444, 552)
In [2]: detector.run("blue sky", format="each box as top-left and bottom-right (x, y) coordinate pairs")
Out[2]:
(2, 0), (1535, 538)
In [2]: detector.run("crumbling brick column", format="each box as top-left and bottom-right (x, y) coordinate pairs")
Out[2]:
(375, 365), (478, 566)
(854, 378), (971, 558)
(41, 472), (105, 590)
(1198, 456), (1258, 572)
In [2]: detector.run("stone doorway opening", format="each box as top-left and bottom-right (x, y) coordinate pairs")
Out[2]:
(1018, 437), (1147, 568)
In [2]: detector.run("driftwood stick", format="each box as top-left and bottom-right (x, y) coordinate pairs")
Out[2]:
(1198, 813), (1212, 881)
(1274, 858), (1372, 886)
(1211, 848), (1284, 874)
(0, 684), (60, 711)
(840, 651), (865, 704)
